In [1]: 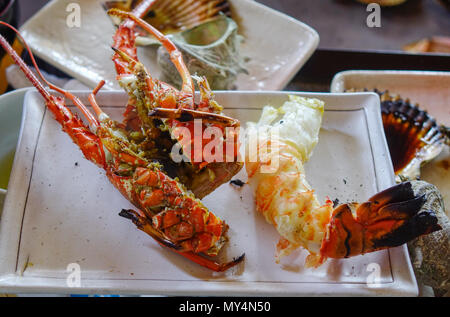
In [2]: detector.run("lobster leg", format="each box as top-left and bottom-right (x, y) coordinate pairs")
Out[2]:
(320, 181), (442, 258)
(119, 209), (245, 272)
(194, 75), (221, 112)
(119, 209), (181, 250)
(111, 0), (156, 76)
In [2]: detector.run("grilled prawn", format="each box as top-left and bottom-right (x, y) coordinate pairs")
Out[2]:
(245, 95), (442, 267)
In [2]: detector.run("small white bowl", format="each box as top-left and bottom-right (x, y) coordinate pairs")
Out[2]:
(0, 88), (30, 211)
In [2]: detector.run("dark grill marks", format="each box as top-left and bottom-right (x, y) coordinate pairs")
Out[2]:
(341, 222), (352, 258)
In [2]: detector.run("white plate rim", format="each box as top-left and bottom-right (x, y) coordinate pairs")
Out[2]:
(330, 70), (450, 93)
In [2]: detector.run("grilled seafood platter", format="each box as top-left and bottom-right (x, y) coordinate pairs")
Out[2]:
(0, 1), (445, 288)
(0, 20), (444, 274)
(102, 0), (247, 90)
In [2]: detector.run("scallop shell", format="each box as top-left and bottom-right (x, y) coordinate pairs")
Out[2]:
(378, 90), (446, 182)
(103, 0), (231, 34)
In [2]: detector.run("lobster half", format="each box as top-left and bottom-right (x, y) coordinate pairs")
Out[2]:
(0, 10), (244, 272)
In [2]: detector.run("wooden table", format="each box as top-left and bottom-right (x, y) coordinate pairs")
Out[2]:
(256, 0), (450, 51)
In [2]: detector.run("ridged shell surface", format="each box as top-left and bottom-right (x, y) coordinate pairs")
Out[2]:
(378, 90), (445, 181)
(103, 0), (231, 34)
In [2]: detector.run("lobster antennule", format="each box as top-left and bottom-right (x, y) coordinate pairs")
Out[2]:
(110, 0), (156, 73)
(107, 8), (195, 98)
(320, 181), (442, 259)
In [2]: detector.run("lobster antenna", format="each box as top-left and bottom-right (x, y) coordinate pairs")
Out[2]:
(0, 21), (100, 128)
(0, 26), (51, 102)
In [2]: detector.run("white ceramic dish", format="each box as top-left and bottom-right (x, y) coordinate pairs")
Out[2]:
(0, 90), (418, 296)
(330, 70), (450, 126)
(331, 70), (450, 218)
(19, 0), (319, 91)
(0, 88), (31, 211)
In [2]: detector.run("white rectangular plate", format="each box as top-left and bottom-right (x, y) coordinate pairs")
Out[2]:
(0, 90), (418, 296)
(331, 70), (450, 218)
(20, 0), (319, 91)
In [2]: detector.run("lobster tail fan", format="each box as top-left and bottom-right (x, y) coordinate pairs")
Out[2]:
(366, 180), (443, 251)
(321, 181), (443, 259)
(368, 180), (418, 206)
(372, 209), (441, 249)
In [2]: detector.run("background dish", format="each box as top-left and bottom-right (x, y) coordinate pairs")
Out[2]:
(19, 0), (319, 91)
(0, 90), (418, 296)
(0, 88), (29, 210)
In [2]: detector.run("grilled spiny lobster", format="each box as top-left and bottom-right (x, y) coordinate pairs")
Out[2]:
(0, 1), (244, 272)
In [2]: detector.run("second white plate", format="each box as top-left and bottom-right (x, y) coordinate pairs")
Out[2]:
(20, 0), (319, 91)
